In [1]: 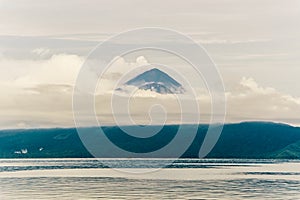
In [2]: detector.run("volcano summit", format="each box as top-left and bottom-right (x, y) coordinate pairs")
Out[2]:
(119, 68), (185, 94)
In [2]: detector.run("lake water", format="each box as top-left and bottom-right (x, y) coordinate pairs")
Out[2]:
(0, 159), (300, 199)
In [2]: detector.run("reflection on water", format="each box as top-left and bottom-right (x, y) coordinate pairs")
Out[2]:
(0, 159), (282, 172)
(1, 177), (300, 199)
(0, 159), (300, 199)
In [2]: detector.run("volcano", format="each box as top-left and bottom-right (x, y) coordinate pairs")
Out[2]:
(119, 68), (185, 94)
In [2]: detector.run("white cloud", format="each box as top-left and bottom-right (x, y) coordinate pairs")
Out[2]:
(1, 52), (300, 128)
(0, 53), (84, 128)
(226, 77), (300, 124)
(0, 53), (83, 90)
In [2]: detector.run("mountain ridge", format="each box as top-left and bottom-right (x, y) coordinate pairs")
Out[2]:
(1, 122), (300, 159)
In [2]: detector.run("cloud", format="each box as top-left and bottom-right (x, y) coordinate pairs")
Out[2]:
(0, 53), (83, 89)
(226, 77), (300, 124)
(1, 52), (300, 128)
(31, 48), (51, 57)
(24, 84), (73, 94)
(196, 38), (272, 45)
(0, 53), (84, 128)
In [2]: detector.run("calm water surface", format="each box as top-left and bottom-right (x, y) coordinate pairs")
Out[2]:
(0, 159), (299, 199)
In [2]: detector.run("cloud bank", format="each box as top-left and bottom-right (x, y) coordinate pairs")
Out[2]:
(0, 53), (300, 129)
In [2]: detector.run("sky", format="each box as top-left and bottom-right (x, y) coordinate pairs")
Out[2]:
(0, 0), (300, 128)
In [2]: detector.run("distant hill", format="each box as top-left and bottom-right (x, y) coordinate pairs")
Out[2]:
(0, 122), (300, 159)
